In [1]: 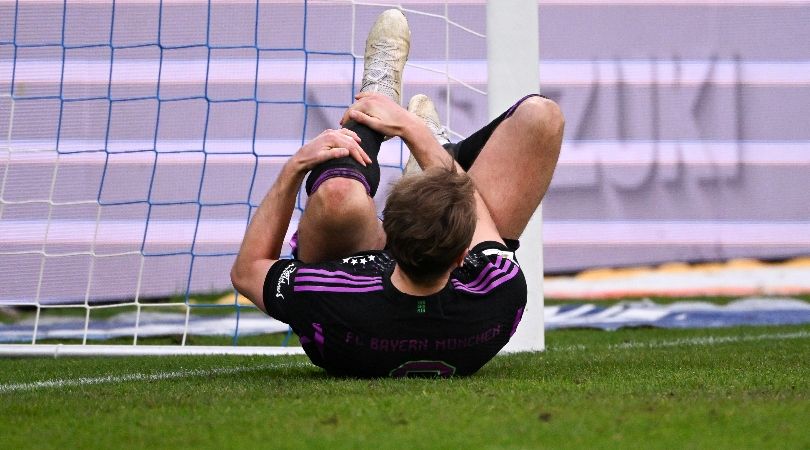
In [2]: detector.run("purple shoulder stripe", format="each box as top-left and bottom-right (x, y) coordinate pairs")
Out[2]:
(470, 260), (513, 290)
(296, 268), (382, 281)
(294, 285), (384, 294)
(294, 275), (381, 286)
(452, 264), (520, 295)
(462, 255), (503, 288)
(454, 258), (513, 290)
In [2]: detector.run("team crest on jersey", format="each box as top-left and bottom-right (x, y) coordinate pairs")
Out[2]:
(276, 264), (296, 299)
(342, 255), (377, 266)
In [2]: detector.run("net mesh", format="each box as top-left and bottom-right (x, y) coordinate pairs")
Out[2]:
(0, 0), (488, 345)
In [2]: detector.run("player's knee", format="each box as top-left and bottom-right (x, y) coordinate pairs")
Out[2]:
(312, 176), (360, 200)
(512, 96), (565, 139)
(308, 177), (371, 224)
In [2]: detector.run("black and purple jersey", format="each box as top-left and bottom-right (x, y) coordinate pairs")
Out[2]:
(262, 241), (527, 378)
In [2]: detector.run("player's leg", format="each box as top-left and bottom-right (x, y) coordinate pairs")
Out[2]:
(294, 9), (410, 262)
(296, 177), (385, 263)
(404, 94), (563, 242)
(464, 95), (564, 240)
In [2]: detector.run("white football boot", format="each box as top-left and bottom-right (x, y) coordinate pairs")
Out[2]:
(359, 9), (411, 104)
(404, 94), (451, 175)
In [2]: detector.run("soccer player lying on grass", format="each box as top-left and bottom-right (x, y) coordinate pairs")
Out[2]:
(231, 9), (563, 377)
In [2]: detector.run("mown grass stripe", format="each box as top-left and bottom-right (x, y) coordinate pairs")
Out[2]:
(549, 330), (810, 352)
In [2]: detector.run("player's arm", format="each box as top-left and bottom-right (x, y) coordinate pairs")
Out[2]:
(344, 93), (503, 247)
(342, 92), (454, 171)
(230, 128), (370, 312)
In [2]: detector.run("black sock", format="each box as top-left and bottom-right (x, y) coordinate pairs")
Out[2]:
(305, 120), (384, 197)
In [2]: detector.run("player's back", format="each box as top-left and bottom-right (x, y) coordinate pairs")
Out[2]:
(263, 241), (527, 377)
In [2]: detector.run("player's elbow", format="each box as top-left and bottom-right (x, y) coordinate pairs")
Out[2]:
(230, 262), (248, 296)
(231, 263), (269, 314)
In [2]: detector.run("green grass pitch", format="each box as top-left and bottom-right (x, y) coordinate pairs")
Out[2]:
(1, 323), (808, 449)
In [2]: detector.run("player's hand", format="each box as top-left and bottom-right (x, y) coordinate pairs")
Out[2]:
(340, 92), (418, 139)
(291, 128), (371, 172)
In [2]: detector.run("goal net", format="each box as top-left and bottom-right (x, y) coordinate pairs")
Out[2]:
(0, 0), (543, 355)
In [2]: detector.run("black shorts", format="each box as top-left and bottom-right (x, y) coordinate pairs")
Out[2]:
(445, 93), (548, 173)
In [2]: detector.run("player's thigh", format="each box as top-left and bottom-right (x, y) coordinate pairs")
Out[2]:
(467, 96), (563, 239)
(296, 177), (385, 263)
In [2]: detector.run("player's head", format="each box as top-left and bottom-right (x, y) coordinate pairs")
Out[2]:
(383, 166), (476, 283)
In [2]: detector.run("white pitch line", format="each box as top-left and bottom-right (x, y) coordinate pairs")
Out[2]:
(548, 330), (810, 352)
(2, 331), (807, 392)
(0, 361), (310, 394)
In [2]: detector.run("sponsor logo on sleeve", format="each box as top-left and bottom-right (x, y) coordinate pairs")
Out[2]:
(482, 248), (517, 263)
(276, 263), (296, 299)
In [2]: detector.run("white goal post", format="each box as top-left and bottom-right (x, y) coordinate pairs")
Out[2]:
(0, 0), (544, 356)
(489, 0), (544, 353)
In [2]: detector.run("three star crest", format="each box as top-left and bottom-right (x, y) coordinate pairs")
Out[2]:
(342, 255), (376, 265)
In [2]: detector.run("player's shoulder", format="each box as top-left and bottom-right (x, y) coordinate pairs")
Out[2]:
(334, 251), (395, 274)
(270, 251), (393, 275)
(462, 241), (520, 270)
(266, 251), (394, 299)
(451, 241), (524, 295)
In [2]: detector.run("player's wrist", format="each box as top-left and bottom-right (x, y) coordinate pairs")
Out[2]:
(401, 113), (430, 145)
(282, 156), (311, 179)
(403, 122), (447, 165)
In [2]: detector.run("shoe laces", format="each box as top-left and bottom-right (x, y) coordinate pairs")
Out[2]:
(419, 112), (451, 145)
(360, 41), (401, 100)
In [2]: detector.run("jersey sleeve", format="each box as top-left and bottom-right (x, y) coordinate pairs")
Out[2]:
(262, 258), (303, 323)
(469, 240), (518, 264)
(452, 240), (524, 296)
